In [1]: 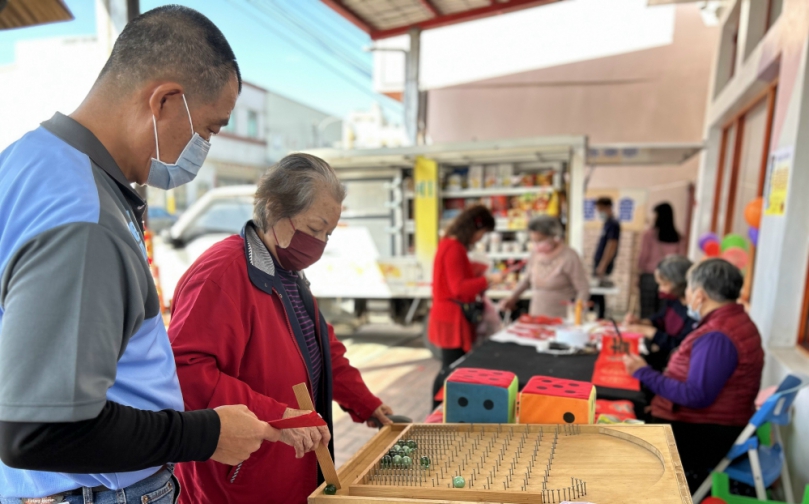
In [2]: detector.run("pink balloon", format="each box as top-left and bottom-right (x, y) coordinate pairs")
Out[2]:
(721, 247), (749, 270)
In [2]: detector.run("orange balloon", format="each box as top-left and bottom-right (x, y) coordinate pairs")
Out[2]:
(745, 197), (763, 228)
(704, 241), (721, 257)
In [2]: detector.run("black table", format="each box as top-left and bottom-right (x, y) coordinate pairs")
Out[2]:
(448, 339), (647, 417)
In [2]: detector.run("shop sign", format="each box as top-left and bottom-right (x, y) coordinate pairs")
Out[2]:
(764, 146), (793, 217)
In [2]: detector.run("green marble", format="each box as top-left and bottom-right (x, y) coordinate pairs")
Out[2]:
(324, 484), (337, 495)
(406, 440), (417, 449)
(420, 456), (431, 468)
(381, 455), (392, 468)
(452, 476), (466, 488)
(392, 455), (403, 467)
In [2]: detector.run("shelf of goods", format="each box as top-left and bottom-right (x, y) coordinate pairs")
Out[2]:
(405, 218), (528, 234)
(442, 186), (554, 198)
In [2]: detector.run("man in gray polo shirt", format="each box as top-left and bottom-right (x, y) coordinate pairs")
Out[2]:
(0, 6), (321, 503)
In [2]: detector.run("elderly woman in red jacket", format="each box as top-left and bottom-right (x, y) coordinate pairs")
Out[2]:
(429, 205), (505, 401)
(169, 153), (393, 504)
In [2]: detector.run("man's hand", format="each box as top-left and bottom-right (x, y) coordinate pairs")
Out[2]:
(623, 354), (648, 376)
(367, 404), (394, 428)
(210, 405), (276, 466)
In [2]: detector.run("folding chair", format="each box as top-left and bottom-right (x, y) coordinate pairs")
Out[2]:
(692, 373), (809, 503)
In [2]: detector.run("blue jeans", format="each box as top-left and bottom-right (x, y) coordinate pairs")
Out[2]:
(1, 467), (179, 504)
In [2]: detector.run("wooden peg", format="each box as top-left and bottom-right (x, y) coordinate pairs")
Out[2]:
(292, 382), (341, 489)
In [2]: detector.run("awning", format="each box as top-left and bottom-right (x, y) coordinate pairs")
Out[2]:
(321, 0), (562, 40)
(0, 0), (73, 30)
(587, 143), (703, 166)
(306, 135), (585, 169)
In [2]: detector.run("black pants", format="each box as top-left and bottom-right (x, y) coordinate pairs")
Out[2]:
(652, 418), (744, 494)
(432, 348), (466, 409)
(591, 295), (606, 319)
(640, 273), (661, 319)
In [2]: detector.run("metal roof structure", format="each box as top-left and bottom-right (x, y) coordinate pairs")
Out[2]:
(320, 0), (562, 40)
(0, 0), (73, 30)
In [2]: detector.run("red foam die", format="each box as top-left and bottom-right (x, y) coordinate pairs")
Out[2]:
(522, 376), (593, 400)
(446, 368), (516, 388)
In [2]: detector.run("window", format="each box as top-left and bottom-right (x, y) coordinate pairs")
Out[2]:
(799, 260), (809, 352)
(247, 110), (259, 139)
(711, 82), (777, 302)
(714, 2), (741, 97)
(222, 111), (237, 134)
(182, 198), (253, 242)
(766, 0), (783, 31)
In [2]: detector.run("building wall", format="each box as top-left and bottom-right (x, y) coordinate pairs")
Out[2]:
(691, 0), (809, 497)
(424, 5), (715, 145)
(266, 91), (342, 163)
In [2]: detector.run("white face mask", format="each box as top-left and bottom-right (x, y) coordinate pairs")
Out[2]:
(147, 94), (210, 190)
(687, 292), (703, 322)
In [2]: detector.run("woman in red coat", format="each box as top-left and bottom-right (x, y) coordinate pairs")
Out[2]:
(169, 154), (393, 504)
(429, 205), (504, 400)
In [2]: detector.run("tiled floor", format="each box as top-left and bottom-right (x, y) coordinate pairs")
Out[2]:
(330, 323), (441, 468)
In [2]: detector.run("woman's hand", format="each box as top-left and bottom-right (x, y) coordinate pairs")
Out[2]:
(367, 404), (394, 428)
(275, 425), (330, 458)
(486, 272), (506, 286)
(277, 408), (332, 456)
(623, 313), (639, 325)
(625, 324), (656, 338)
(498, 297), (517, 312)
(623, 354), (648, 376)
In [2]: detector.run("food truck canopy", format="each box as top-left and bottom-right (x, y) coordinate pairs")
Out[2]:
(320, 0), (562, 40)
(0, 0), (73, 30)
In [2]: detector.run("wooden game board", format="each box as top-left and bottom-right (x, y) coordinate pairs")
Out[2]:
(309, 423), (691, 504)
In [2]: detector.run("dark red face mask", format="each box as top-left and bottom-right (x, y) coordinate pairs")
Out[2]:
(658, 291), (678, 301)
(272, 219), (326, 271)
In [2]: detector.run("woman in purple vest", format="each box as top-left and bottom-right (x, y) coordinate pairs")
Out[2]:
(624, 258), (764, 493)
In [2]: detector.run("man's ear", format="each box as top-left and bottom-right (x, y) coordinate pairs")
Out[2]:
(147, 82), (184, 120)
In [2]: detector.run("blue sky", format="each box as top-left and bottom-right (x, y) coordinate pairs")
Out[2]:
(0, 0), (403, 120)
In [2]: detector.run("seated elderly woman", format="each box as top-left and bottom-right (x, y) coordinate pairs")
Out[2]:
(169, 153), (393, 504)
(624, 258), (763, 493)
(500, 215), (589, 318)
(625, 255), (696, 371)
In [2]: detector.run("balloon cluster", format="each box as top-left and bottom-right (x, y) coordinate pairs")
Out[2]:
(696, 197), (762, 271)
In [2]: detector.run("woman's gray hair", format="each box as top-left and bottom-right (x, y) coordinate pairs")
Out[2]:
(687, 258), (744, 302)
(253, 153), (346, 232)
(656, 255), (692, 298)
(528, 215), (563, 238)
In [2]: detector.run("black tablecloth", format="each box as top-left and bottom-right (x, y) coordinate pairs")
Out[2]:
(451, 340), (647, 415)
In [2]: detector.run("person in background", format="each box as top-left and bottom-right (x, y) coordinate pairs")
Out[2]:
(429, 205), (505, 403)
(591, 197), (621, 318)
(624, 259), (763, 493)
(637, 203), (687, 318)
(625, 255), (695, 371)
(500, 216), (589, 319)
(170, 154), (392, 503)
(0, 7), (278, 504)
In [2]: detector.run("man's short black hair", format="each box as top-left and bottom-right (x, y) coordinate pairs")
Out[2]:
(98, 5), (241, 101)
(595, 197), (613, 207)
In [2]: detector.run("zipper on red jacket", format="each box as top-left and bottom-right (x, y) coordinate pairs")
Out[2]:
(274, 288), (315, 404)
